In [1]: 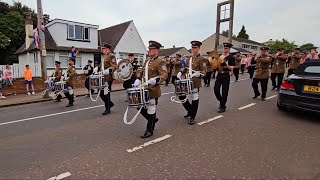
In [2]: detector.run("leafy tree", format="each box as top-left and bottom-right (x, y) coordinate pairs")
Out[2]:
(237, 25), (249, 39)
(300, 43), (317, 51)
(268, 39), (298, 54)
(221, 30), (236, 38)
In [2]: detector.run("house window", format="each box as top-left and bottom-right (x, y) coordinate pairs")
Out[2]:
(68, 25), (90, 41)
(137, 54), (144, 65)
(75, 53), (82, 68)
(251, 46), (258, 50)
(47, 51), (55, 68)
(242, 44), (250, 49)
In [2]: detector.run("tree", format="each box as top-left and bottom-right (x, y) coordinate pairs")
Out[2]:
(237, 25), (249, 39)
(221, 30), (236, 38)
(268, 39), (298, 54)
(300, 43), (317, 51)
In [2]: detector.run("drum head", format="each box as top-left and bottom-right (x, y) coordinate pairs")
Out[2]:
(115, 59), (133, 81)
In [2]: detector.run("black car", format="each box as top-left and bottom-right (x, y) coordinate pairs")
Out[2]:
(277, 60), (320, 113)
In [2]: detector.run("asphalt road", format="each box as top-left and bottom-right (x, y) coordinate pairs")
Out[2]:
(0, 74), (319, 179)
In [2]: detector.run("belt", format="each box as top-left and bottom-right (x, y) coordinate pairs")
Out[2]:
(218, 71), (230, 74)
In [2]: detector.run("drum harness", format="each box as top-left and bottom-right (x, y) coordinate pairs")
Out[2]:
(89, 60), (110, 102)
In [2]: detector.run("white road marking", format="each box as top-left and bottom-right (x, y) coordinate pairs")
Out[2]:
(0, 105), (104, 127)
(127, 134), (172, 153)
(238, 103), (256, 110)
(161, 92), (174, 95)
(266, 95), (278, 100)
(231, 78), (251, 83)
(47, 172), (71, 180)
(197, 115), (224, 126)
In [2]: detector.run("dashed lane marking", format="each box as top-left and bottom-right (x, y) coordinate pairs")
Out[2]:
(197, 115), (224, 126)
(47, 172), (71, 180)
(161, 92), (174, 95)
(266, 95), (278, 100)
(127, 134), (172, 153)
(238, 103), (256, 110)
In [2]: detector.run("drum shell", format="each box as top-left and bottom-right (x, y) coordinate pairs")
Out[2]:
(127, 87), (150, 107)
(54, 81), (67, 92)
(174, 79), (194, 96)
(89, 75), (106, 90)
(44, 80), (55, 90)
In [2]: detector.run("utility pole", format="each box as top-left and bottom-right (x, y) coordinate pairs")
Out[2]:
(37, 0), (49, 98)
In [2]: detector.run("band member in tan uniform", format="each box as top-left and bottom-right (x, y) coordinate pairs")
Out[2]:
(65, 57), (77, 107)
(133, 40), (167, 139)
(271, 48), (287, 91)
(171, 54), (182, 84)
(177, 41), (207, 125)
(288, 48), (302, 76)
(233, 51), (242, 82)
(100, 43), (117, 115)
(204, 52), (214, 87)
(53, 60), (63, 102)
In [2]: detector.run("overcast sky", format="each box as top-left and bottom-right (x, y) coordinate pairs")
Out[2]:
(4, 0), (320, 48)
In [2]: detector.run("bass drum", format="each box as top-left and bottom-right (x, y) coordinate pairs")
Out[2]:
(113, 59), (133, 81)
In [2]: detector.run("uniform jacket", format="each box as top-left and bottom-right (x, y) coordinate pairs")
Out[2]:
(271, 54), (287, 73)
(254, 55), (272, 79)
(289, 53), (302, 70)
(172, 60), (182, 76)
(235, 55), (242, 69)
(53, 67), (63, 82)
(137, 56), (167, 99)
(183, 54), (207, 88)
(66, 65), (77, 87)
(205, 57), (214, 72)
(103, 52), (118, 81)
(216, 54), (236, 73)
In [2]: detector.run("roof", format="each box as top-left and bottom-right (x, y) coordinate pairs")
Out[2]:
(232, 47), (251, 53)
(15, 30), (100, 54)
(158, 47), (185, 57)
(99, 20), (132, 51)
(46, 19), (99, 29)
(231, 36), (265, 46)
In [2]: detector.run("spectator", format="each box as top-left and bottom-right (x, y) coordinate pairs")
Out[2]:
(24, 65), (35, 95)
(300, 52), (307, 64)
(0, 69), (6, 99)
(3, 64), (13, 86)
(307, 48), (319, 61)
(240, 55), (247, 74)
(71, 46), (79, 59)
(181, 55), (187, 68)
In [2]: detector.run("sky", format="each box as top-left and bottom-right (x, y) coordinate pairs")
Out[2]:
(3, 0), (320, 48)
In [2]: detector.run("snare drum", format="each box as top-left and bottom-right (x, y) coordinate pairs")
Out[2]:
(89, 74), (106, 90)
(44, 80), (55, 91)
(54, 81), (67, 92)
(174, 79), (194, 96)
(127, 87), (150, 107)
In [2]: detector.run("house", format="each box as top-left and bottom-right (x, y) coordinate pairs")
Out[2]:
(199, 33), (265, 55)
(15, 18), (147, 76)
(158, 47), (191, 59)
(262, 39), (276, 46)
(99, 20), (147, 66)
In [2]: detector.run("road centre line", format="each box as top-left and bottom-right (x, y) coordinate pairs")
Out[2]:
(197, 115), (224, 126)
(238, 103), (256, 110)
(47, 172), (71, 180)
(266, 95), (278, 100)
(161, 92), (174, 95)
(127, 134), (172, 153)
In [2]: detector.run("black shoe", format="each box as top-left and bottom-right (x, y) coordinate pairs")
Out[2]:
(140, 131), (153, 139)
(218, 108), (226, 113)
(66, 103), (73, 107)
(261, 98), (266, 101)
(54, 99), (61, 102)
(188, 118), (195, 125)
(102, 109), (111, 115)
(184, 113), (191, 118)
(152, 118), (159, 131)
(253, 94), (260, 99)
(271, 87), (276, 90)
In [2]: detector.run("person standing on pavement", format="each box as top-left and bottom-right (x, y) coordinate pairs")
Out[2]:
(214, 43), (236, 113)
(204, 52), (214, 87)
(53, 60), (63, 102)
(233, 51), (242, 82)
(123, 54), (139, 90)
(0, 70), (6, 99)
(100, 43), (117, 115)
(252, 47), (272, 101)
(23, 65), (35, 95)
(177, 41), (207, 125)
(288, 48), (302, 76)
(83, 60), (94, 96)
(133, 40), (167, 138)
(271, 48), (287, 91)
(171, 54), (182, 85)
(64, 58), (77, 107)
(300, 52), (308, 64)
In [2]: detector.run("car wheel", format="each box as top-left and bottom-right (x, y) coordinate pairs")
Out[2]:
(277, 101), (285, 111)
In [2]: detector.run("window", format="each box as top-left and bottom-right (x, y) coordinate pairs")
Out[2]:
(137, 54), (144, 65)
(68, 25), (90, 41)
(47, 51), (55, 68)
(304, 66), (320, 74)
(251, 46), (258, 50)
(242, 44), (250, 49)
(59, 52), (69, 68)
(75, 53), (82, 68)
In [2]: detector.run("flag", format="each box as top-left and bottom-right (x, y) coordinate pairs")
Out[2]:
(41, 16), (45, 31)
(34, 28), (40, 49)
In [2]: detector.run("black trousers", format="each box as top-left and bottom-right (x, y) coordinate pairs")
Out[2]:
(287, 69), (295, 77)
(171, 76), (178, 85)
(233, 68), (240, 81)
(252, 78), (268, 98)
(140, 99), (158, 132)
(212, 69), (217, 79)
(214, 73), (230, 109)
(270, 73), (284, 89)
(248, 66), (255, 79)
(64, 86), (74, 104)
(166, 73), (172, 85)
(204, 71), (213, 85)
(241, 64), (246, 74)
(85, 77), (89, 90)
(123, 74), (137, 89)
(99, 81), (114, 111)
(178, 91), (199, 119)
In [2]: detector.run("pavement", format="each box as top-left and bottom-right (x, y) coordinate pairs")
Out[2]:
(0, 83), (124, 108)
(0, 73), (319, 179)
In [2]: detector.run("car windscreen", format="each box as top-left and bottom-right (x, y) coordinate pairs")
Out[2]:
(295, 61), (320, 75)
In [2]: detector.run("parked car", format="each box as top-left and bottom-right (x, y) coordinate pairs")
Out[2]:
(277, 60), (320, 113)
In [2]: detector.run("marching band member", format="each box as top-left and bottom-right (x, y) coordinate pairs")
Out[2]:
(123, 54), (139, 90)
(288, 48), (302, 76)
(252, 47), (272, 101)
(165, 56), (173, 86)
(271, 48), (287, 91)
(214, 43), (235, 113)
(53, 60), (63, 102)
(64, 57), (77, 107)
(133, 40), (167, 139)
(177, 41), (207, 125)
(83, 60), (94, 96)
(233, 51), (242, 82)
(204, 52), (214, 87)
(100, 43), (117, 115)
(248, 53), (257, 79)
(171, 54), (182, 85)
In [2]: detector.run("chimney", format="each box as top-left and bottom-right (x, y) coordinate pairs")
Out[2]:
(160, 46), (164, 49)
(25, 13), (34, 49)
(173, 45), (175, 48)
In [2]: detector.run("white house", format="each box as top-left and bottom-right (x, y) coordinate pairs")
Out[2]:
(15, 18), (147, 76)
(158, 47), (191, 59)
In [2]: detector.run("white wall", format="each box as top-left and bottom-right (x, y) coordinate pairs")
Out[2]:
(47, 20), (99, 49)
(113, 21), (147, 61)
